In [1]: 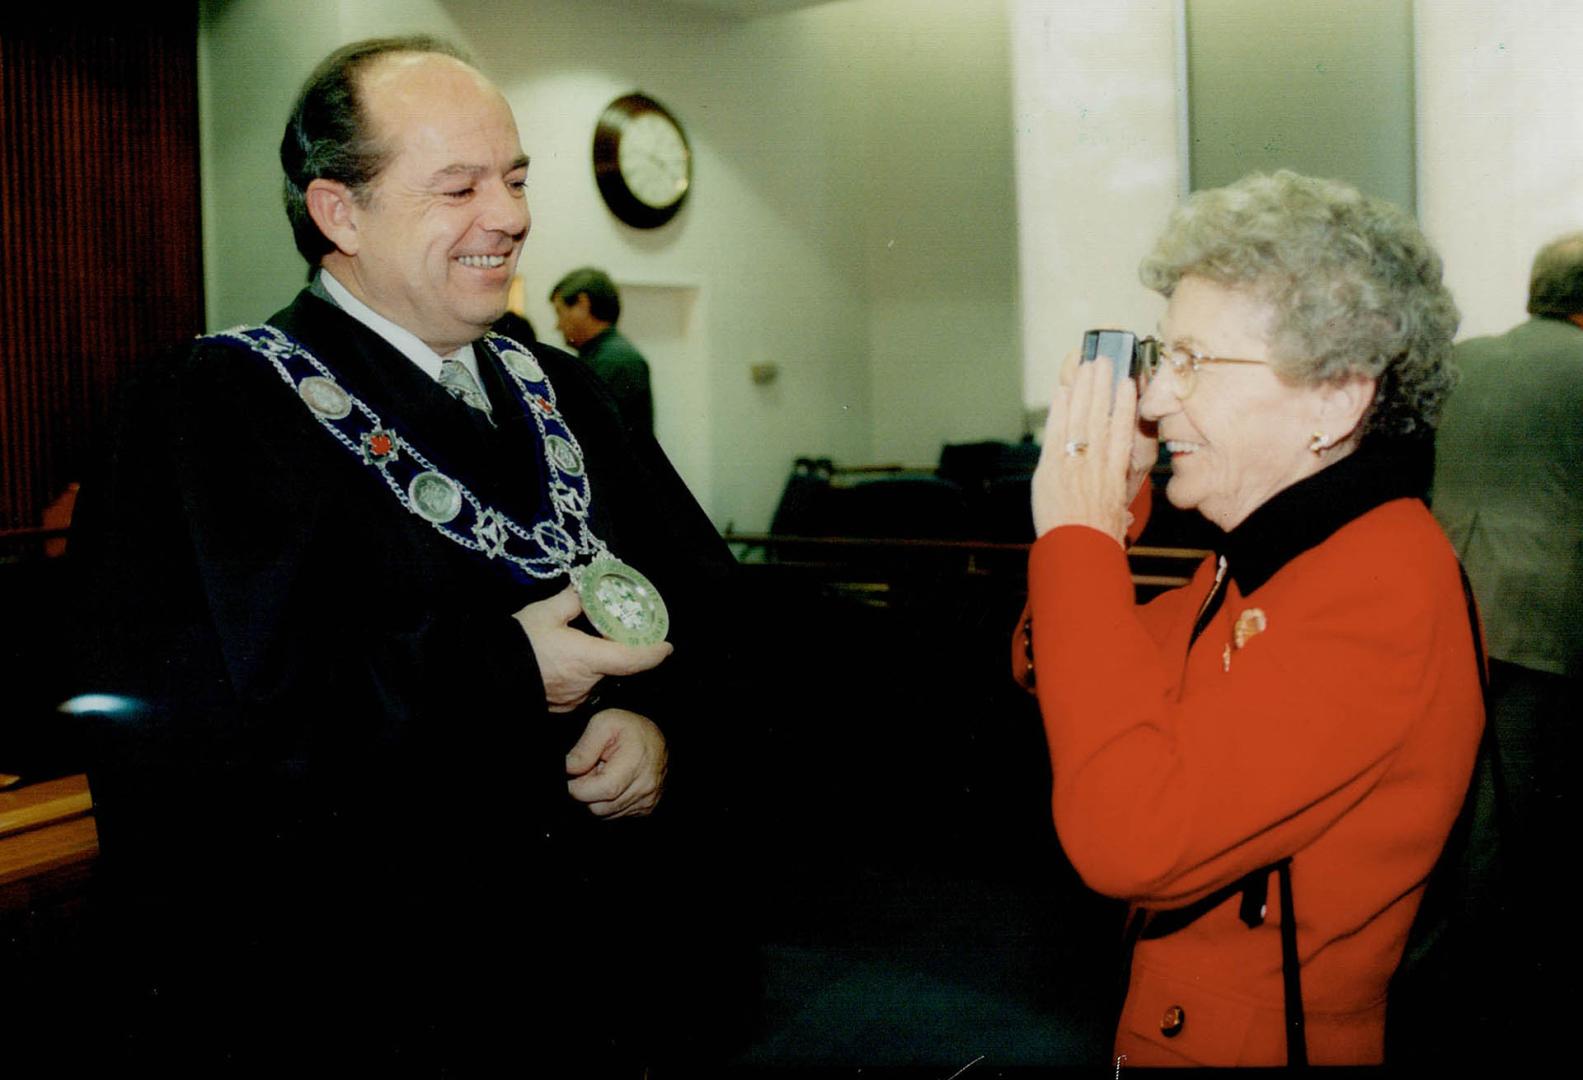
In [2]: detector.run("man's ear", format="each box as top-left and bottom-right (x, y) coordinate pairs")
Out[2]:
(1320, 373), (1377, 446)
(305, 179), (361, 257)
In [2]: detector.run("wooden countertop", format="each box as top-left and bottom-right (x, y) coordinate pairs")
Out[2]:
(0, 774), (98, 889)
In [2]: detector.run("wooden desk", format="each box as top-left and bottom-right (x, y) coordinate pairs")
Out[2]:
(0, 774), (98, 900)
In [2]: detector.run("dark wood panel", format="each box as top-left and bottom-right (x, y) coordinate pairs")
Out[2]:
(0, 9), (202, 531)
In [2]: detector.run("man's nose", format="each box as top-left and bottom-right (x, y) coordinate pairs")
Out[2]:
(483, 181), (530, 238)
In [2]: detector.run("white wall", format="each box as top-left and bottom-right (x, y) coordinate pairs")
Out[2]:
(1416, 0), (1583, 340)
(1010, 0), (1183, 413)
(819, 0), (1025, 464)
(198, 0), (345, 330)
(198, 0), (1025, 532)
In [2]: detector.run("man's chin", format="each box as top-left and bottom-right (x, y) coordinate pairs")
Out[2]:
(462, 299), (509, 333)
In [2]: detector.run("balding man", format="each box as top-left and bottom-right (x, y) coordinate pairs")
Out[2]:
(72, 36), (732, 1070)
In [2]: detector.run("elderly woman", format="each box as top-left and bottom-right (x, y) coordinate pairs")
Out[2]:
(1018, 171), (1483, 1067)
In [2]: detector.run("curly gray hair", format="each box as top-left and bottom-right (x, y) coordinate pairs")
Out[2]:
(1139, 170), (1459, 438)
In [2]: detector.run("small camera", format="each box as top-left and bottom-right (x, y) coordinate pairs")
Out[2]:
(1080, 329), (1148, 405)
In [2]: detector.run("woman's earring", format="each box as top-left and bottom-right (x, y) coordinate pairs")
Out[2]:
(1308, 431), (1331, 455)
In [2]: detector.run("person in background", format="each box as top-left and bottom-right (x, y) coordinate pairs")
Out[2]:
(1016, 170), (1481, 1066)
(1430, 230), (1583, 1044)
(551, 266), (654, 434)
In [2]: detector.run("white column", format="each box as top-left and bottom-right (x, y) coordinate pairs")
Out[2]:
(1010, 0), (1183, 411)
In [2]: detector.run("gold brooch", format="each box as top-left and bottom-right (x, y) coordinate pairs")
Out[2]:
(1234, 608), (1268, 650)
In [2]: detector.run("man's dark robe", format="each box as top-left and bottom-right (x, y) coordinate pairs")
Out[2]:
(69, 289), (736, 1068)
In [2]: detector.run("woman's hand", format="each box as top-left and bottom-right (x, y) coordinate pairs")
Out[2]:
(1031, 351), (1154, 543)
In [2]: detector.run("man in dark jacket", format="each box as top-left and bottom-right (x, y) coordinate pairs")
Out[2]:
(551, 267), (655, 434)
(1430, 230), (1583, 1055)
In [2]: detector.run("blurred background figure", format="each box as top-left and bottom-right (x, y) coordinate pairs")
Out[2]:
(551, 267), (654, 434)
(1431, 229), (1583, 1043)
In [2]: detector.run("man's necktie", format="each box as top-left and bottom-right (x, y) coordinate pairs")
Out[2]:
(439, 358), (494, 422)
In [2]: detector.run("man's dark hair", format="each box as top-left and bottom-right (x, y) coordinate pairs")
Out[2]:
(550, 268), (621, 324)
(1527, 231), (1583, 318)
(280, 35), (471, 267)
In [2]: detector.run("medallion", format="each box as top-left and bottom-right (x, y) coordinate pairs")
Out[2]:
(499, 347), (544, 382)
(409, 470), (462, 523)
(299, 375), (352, 419)
(546, 434), (584, 477)
(576, 555), (669, 646)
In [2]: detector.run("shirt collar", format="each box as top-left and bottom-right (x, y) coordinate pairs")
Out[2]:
(577, 326), (616, 357)
(317, 269), (481, 386)
(1218, 435), (1435, 595)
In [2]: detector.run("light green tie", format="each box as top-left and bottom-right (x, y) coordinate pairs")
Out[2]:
(439, 358), (493, 422)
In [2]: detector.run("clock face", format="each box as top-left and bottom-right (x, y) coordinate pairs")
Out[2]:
(594, 93), (692, 228)
(618, 113), (689, 209)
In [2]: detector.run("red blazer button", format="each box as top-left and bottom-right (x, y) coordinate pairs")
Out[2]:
(1160, 1004), (1185, 1038)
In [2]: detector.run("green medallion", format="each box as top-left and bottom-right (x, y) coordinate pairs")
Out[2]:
(577, 556), (669, 645)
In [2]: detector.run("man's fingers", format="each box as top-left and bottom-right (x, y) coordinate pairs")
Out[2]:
(543, 583), (583, 622)
(567, 765), (624, 804)
(565, 719), (609, 776)
(512, 583), (582, 633)
(584, 636), (673, 677)
(569, 772), (657, 819)
(565, 710), (666, 819)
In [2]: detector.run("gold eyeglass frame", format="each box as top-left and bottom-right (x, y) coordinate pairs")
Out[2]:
(1135, 337), (1270, 398)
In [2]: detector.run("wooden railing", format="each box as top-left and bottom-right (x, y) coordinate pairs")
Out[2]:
(0, 774), (97, 894)
(0, 527), (70, 559)
(725, 531), (1211, 589)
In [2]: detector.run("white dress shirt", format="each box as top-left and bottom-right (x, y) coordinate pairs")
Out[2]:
(319, 269), (492, 409)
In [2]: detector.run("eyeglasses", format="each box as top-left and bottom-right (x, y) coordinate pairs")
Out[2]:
(1135, 337), (1270, 399)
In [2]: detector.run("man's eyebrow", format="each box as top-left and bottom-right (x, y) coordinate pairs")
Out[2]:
(425, 156), (530, 184)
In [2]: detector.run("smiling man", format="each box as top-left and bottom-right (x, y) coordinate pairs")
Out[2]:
(71, 36), (734, 1071)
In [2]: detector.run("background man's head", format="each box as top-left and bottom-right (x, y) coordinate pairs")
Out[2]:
(1527, 231), (1583, 320)
(281, 37), (531, 354)
(550, 268), (621, 348)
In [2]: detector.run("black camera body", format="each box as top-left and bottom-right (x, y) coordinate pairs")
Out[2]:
(1080, 329), (1147, 404)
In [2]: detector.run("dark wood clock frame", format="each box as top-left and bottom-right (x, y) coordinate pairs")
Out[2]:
(593, 92), (692, 229)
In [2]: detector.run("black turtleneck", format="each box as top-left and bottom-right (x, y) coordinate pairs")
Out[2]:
(1190, 435), (1434, 639)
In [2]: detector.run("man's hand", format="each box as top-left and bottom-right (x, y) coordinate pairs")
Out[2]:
(513, 585), (672, 712)
(566, 708), (667, 819)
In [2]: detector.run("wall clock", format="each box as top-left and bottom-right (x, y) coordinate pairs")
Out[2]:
(593, 92), (692, 229)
